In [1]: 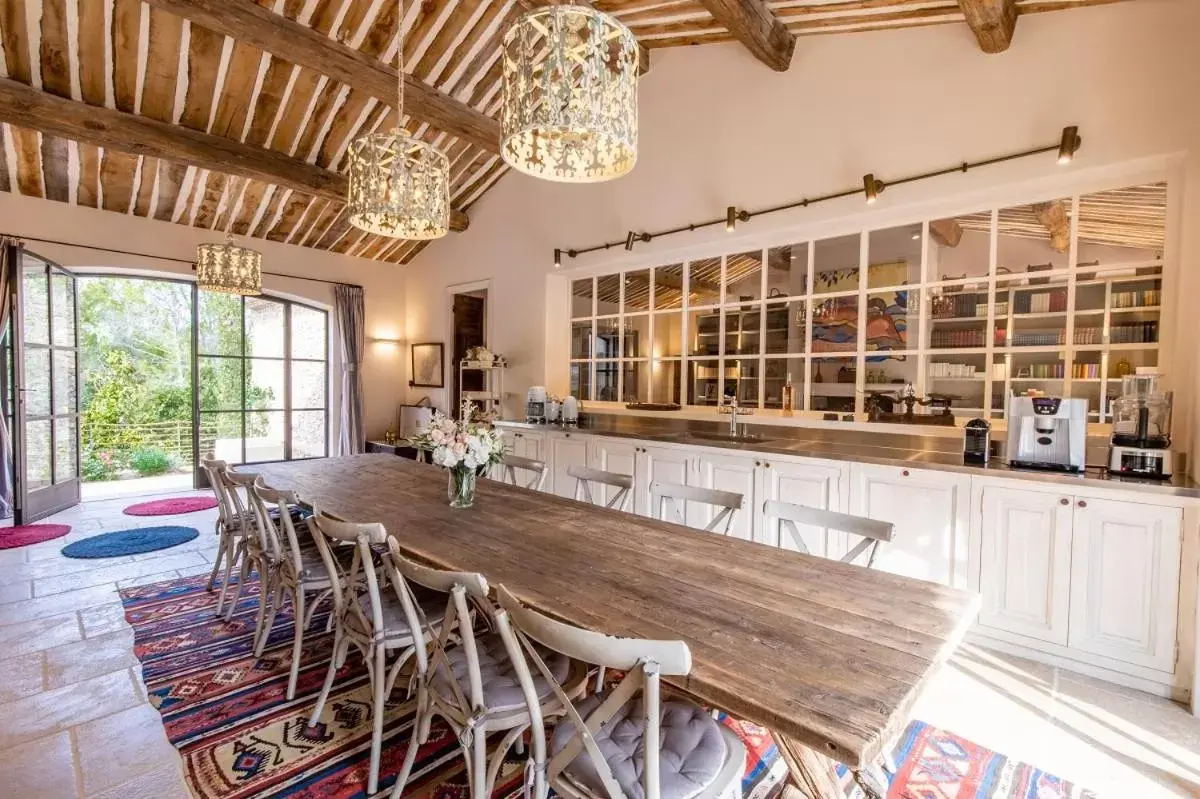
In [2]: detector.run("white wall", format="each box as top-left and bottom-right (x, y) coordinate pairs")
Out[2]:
(0, 190), (409, 442)
(403, 0), (1200, 455)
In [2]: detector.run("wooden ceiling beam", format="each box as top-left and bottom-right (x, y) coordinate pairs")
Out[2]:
(1031, 200), (1070, 253)
(957, 0), (1017, 53)
(695, 0), (795, 71)
(0, 79), (470, 232)
(929, 218), (963, 248)
(141, 0), (501, 154)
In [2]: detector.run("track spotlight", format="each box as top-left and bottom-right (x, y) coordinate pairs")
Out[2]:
(1057, 126), (1082, 165)
(553, 248), (562, 268)
(624, 231), (651, 251)
(863, 174), (885, 204)
(725, 206), (749, 232)
(624, 231), (636, 251)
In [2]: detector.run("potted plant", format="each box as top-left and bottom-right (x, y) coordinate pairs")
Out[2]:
(409, 411), (505, 508)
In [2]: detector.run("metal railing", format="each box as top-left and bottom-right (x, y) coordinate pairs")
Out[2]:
(81, 420), (216, 464)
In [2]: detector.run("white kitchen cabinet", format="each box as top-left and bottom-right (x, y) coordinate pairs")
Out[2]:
(692, 452), (756, 540)
(509, 429), (544, 462)
(977, 486), (1073, 645)
(1068, 498), (1182, 672)
(756, 457), (847, 556)
(634, 444), (693, 517)
(547, 432), (590, 498)
(589, 438), (639, 508)
(849, 463), (970, 587)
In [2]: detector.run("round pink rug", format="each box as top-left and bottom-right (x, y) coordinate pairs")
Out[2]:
(123, 496), (218, 517)
(0, 523), (71, 549)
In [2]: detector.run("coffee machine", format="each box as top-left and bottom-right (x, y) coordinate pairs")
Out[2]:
(1007, 396), (1087, 473)
(1108, 374), (1174, 479)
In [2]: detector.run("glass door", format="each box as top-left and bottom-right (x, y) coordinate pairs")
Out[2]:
(14, 254), (80, 522)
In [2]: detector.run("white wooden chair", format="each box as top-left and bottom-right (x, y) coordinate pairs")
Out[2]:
(387, 546), (589, 799)
(568, 465), (634, 511)
(220, 470), (263, 622)
(200, 458), (248, 617)
(245, 481), (344, 700)
(763, 500), (895, 567)
(501, 453), (549, 490)
(305, 514), (446, 796)
(494, 585), (746, 799)
(650, 481), (744, 534)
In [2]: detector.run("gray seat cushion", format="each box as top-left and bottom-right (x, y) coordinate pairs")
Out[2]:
(347, 585), (447, 647)
(550, 694), (728, 799)
(431, 632), (571, 713)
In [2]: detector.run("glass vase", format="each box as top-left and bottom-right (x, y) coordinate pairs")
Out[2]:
(448, 468), (477, 509)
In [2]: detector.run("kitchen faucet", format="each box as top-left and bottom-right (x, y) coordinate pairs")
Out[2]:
(728, 399), (740, 436)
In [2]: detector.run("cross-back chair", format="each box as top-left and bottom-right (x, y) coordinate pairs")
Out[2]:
(500, 453), (549, 490)
(650, 481), (744, 534)
(494, 585), (745, 799)
(219, 469), (262, 621)
(568, 465), (634, 511)
(763, 500), (895, 567)
(201, 457), (247, 617)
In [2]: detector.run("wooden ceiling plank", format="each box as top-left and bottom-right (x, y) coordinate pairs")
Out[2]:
(141, 7), (184, 122)
(211, 173), (245, 229)
(178, 24), (223, 130)
(412, 0), (483, 83)
(40, 132), (69, 201)
(243, 56), (297, 148)
(75, 0), (105, 104)
(112, 0), (141, 112)
(153, 159), (186, 219)
(792, 16), (958, 35)
(302, 201), (342, 248)
(0, 0), (33, 84)
(39, 0), (71, 97)
(141, 0), (501, 153)
(271, 193), (318, 242)
(957, 0), (1016, 52)
(75, 141), (99, 206)
(0, 126), (11, 193)
(695, 0), (794, 70)
(133, 154), (158, 215)
(11, 126), (44, 196)
(240, 182), (277, 236)
(99, 149), (137, 211)
(210, 40), (263, 139)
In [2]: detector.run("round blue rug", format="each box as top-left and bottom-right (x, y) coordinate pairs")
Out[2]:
(61, 526), (200, 559)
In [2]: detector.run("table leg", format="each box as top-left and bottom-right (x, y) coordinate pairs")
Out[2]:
(852, 765), (887, 799)
(774, 734), (842, 799)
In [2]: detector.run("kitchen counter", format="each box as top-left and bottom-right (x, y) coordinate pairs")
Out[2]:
(497, 415), (1200, 500)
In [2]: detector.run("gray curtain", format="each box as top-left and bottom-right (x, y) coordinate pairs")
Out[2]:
(0, 240), (15, 517)
(334, 284), (365, 455)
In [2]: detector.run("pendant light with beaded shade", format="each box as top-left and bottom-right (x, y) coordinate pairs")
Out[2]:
(346, 0), (450, 239)
(196, 235), (262, 296)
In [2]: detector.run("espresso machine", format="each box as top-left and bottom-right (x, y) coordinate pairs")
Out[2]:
(1007, 396), (1087, 473)
(1108, 374), (1174, 479)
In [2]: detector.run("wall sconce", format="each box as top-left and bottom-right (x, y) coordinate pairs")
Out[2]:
(624, 231), (651, 251)
(369, 335), (403, 345)
(725, 206), (750, 232)
(1057, 125), (1082, 165)
(863, 174), (885, 204)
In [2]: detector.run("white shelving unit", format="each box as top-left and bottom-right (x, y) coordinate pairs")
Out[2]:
(458, 360), (505, 419)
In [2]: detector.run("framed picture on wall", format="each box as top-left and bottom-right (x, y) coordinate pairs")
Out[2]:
(410, 342), (445, 388)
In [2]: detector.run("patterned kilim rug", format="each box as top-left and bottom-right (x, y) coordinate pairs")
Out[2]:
(119, 574), (1094, 799)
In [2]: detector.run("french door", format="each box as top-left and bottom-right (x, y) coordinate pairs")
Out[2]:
(13, 254), (80, 522)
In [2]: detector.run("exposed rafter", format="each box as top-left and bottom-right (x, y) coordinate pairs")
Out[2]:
(929, 218), (964, 248)
(0, 79), (471, 232)
(141, 0), (502, 154)
(957, 0), (1017, 53)
(697, 0), (795, 71)
(1031, 200), (1071, 253)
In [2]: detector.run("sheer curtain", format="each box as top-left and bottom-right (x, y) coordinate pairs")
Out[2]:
(334, 284), (365, 455)
(0, 240), (15, 517)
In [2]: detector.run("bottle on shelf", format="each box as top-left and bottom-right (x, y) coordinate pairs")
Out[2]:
(781, 374), (794, 417)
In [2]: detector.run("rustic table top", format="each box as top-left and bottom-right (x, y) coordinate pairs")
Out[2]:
(248, 454), (980, 769)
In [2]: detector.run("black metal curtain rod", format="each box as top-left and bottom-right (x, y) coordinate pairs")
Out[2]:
(0, 232), (362, 289)
(554, 126), (1080, 264)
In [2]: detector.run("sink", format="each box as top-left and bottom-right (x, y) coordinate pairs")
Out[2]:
(682, 431), (777, 445)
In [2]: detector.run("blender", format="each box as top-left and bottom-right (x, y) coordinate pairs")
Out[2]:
(1108, 373), (1174, 479)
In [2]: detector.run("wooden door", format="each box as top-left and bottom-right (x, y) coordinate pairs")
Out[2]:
(978, 486), (1073, 645)
(451, 293), (485, 413)
(849, 463), (970, 587)
(756, 457), (846, 554)
(692, 451), (755, 540)
(589, 437), (638, 508)
(634, 444), (691, 517)
(547, 431), (589, 498)
(1068, 497), (1181, 672)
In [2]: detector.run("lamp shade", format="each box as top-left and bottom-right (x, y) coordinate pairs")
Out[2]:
(501, 5), (638, 183)
(196, 241), (262, 295)
(347, 129), (451, 240)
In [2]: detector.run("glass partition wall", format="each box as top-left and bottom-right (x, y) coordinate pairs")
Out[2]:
(568, 181), (1168, 421)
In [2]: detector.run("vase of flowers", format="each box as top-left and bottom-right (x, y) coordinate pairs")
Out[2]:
(409, 411), (504, 509)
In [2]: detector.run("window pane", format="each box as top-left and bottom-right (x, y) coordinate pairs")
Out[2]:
(623, 315), (649, 358)
(812, 297), (858, 353)
(723, 306), (759, 355)
(767, 244), (808, 297)
(596, 275), (621, 316)
(651, 360), (681, 405)
(22, 264), (48, 346)
(571, 279), (594, 319)
(725, 250), (762, 304)
(653, 312), (681, 358)
(653, 265), (683, 310)
(199, 412), (243, 464)
(810, 357), (856, 413)
(867, 226), (922, 289)
(247, 359), (285, 410)
(291, 360), (326, 409)
(1077, 182), (1166, 265)
(624, 270), (650, 312)
(569, 363), (591, 401)
(764, 301), (804, 355)
(291, 410), (327, 458)
(866, 289), (914, 351)
(687, 258), (721, 306)
(621, 362), (648, 403)
(246, 410), (285, 462)
(26, 347), (50, 416)
(931, 212), (990, 282)
(53, 349), (76, 415)
(814, 234), (860, 295)
(998, 198), (1071, 274)
(688, 358), (720, 406)
(246, 297), (285, 358)
(199, 356), (242, 411)
(764, 358), (803, 410)
(291, 305), (327, 360)
(570, 321), (592, 359)
(688, 309), (720, 357)
(199, 291), (242, 356)
(596, 318), (620, 359)
(730, 358), (759, 406)
(54, 417), (76, 482)
(51, 273), (75, 347)
(595, 361), (618, 401)
(26, 418), (51, 489)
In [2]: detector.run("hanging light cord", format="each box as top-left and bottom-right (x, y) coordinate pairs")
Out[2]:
(395, 0), (405, 128)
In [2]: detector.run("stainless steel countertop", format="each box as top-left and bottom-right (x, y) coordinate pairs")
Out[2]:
(497, 416), (1200, 500)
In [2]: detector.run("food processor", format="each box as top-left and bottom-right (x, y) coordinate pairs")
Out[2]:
(1108, 373), (1174, 479)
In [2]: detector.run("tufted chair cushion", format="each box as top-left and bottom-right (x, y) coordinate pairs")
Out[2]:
(346, 585), (447, 647)
(550, 694), (728, 799)
(431, 632), (571, 713)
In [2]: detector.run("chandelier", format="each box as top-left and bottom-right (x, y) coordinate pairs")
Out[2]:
(196, 236), (262, 296)
(346, 0), (449, 239)
(501, 5), (639, 183)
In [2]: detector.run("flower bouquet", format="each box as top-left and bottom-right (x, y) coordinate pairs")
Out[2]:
(409, 411), (505, 508)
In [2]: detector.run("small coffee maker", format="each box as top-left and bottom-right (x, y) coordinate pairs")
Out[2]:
(1007, 396), (1087, 473)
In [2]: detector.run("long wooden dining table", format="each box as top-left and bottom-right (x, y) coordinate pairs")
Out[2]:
(250, 454), (980, 798)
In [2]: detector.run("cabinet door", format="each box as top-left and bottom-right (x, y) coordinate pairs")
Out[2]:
(692, 452), (755, 540)
(978, 487), (1073, 645)
(547, 432), (590, 498)
(1068, 498), (1182, 671)
(756, 458), (846, 554)
(849, 464), (969, 586)
(634, 445), (692, 518)
(513, 431), (544, 462)
(589, 438), (639, 508)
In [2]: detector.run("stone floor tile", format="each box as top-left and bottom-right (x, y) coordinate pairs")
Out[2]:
(79, 603), (130, 638)
(0, 651), (46, 703)
(45, 629), (137, 689)
(0, 583), (119, 625)
(32, 551), (206, 597)
(75, 704), (182, 796)
(0, 730), (79, 798)
(0, 669), (141, 750)
(0, 578), (32, 604)
(83, 761), (190, 799)
(0, 611), (83, 657)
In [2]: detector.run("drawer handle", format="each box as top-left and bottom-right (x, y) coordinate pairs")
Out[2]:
(901, 469), (910, 477)
(1077, 500), (1088, 509)
(1059, 497), (1069, 506)
(755, 460), (762, 467)
(764, 462), (771, 469)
